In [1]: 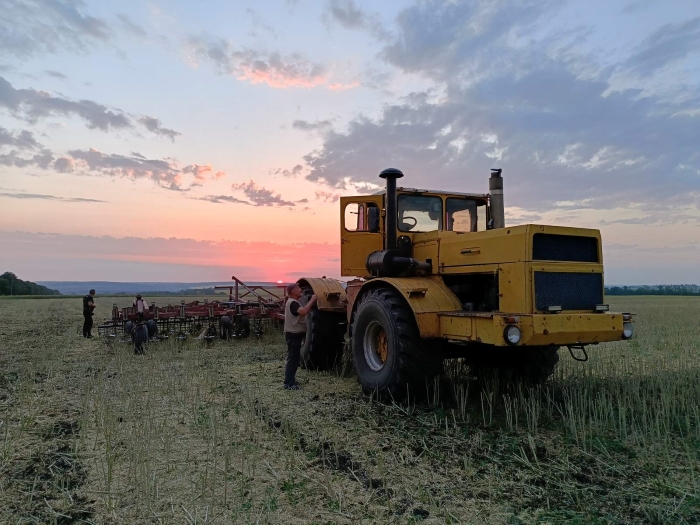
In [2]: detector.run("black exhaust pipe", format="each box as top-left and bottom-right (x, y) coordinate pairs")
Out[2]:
(366, 168), (431, 278)
(379, 167), (403, 250)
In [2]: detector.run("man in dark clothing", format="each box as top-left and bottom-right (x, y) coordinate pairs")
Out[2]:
(82, 289), (96, 338)
(283, 283), (317, 390)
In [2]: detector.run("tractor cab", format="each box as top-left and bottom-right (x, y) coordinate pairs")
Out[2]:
(340, 188), (490, 277)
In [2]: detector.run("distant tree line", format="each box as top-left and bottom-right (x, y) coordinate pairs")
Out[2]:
(0, 272), (61, 296)
(605, 284), (700, 296)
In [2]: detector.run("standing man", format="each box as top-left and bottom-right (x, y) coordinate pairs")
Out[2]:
(133, 294), (148, 322)
(283, 283), (317, 390)
(82, 289), (96, 338)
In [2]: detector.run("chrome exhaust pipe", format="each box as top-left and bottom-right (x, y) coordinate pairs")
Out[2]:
(489, 168), (505, 229)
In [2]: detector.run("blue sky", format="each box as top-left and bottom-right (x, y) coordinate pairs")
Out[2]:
(0, 0), (698, 284)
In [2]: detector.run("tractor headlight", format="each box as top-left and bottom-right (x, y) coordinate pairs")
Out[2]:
(622, 322), (634, 340)
(504, 325), (521, 345)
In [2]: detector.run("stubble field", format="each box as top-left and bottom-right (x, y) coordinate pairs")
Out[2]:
(0, 295), (699, 524)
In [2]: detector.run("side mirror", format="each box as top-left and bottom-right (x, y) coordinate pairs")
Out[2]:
(368, 206), (380, 233)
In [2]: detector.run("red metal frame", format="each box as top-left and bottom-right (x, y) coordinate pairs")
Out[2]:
(213, 275), (287, 304)
(100, 275), (288, 337)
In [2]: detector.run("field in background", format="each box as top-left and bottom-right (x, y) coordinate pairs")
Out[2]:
(0, 296), (698, 524)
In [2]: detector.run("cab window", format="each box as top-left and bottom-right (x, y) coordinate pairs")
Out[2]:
(446, 198), (486, 232)
(398, 195), (443, 232)
(344, 202), (379, 232)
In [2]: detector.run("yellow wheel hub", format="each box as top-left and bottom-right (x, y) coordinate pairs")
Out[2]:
(377, 329), (388, 364)
(363, 320), (390, 371)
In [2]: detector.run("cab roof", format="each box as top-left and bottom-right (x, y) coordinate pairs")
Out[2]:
(372, 187), (490, 200)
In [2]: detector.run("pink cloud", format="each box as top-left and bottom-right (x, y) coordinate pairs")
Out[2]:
(183, 163), (213, 181)
(315, 190), (341, 203)
(58, 149), (227, 191)
(53, 157), (75, 172)
(236, 59), (327, 89)
(328, 81), (360, 91)
(231, 179), (295, 206)
(187, 38), (359, 91)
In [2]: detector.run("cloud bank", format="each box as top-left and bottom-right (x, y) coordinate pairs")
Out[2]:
(300, 0), (699, 219)
(0, 0), (110, 59)
(0, 191), (105, 203)
(0, 76), (180, 138)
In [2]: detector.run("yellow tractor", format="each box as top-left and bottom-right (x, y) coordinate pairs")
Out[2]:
(297, 168), (634, 399)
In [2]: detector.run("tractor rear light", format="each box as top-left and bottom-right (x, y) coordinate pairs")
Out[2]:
(595, 304), (609, 312)
(547, 305), (562, 313)
(622, 322), (634, 339)
(504, 325), (521, 345)
(504, 316), (520, 324)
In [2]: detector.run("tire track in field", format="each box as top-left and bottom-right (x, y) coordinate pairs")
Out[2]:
(222, 356), (511, 523)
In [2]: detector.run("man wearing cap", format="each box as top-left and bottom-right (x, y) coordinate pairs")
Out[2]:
(283, 283), (317, 390)
(133, 294), (148, 322)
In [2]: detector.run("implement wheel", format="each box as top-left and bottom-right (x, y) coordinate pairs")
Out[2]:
(351, 287), (442, 401)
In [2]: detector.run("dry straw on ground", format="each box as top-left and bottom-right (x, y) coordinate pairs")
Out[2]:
(0, 295), (699, 523)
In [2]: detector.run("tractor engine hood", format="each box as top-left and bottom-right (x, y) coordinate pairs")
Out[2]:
(415, 224), (603, 269)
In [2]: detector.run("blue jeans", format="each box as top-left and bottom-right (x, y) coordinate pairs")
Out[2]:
(284, 332), (304, 386)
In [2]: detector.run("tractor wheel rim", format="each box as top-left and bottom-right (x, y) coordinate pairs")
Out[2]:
(363, 320), (388, 371)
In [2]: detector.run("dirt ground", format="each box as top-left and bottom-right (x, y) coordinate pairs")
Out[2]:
(1, 295), (699, 524)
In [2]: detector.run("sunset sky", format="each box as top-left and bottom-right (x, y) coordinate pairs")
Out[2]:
(0, 0), (698, 284)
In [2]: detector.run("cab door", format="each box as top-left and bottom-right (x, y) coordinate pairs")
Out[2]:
(340, 195), (384, 277)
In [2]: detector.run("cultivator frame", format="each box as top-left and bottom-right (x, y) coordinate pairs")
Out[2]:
(97, 275), (287, 339)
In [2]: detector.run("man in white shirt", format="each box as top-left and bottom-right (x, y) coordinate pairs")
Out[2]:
(133, 294), (148, 322)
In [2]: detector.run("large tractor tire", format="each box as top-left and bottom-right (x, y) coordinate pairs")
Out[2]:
(351, 287), (442, 401)
(220, 315), (233, 340)
(519, 346), (560, 383)
(131, 324), (148, 355)
(469, 345), (560, 385)
(300, 308), (346, 371)
(146, 320), (158, 338)
(237, 315), (251, 338)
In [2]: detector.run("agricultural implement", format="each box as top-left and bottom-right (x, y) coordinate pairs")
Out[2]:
(97, 276), (286, 340)
(295, 168), (635, 400)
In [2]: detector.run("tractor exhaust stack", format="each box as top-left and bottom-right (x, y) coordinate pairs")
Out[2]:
(366, 168), (431, 277)
(489, 168), (505, 229)
(379, 167), (403, 249)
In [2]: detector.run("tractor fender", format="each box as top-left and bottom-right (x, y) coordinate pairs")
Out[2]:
(296, 277), (347, 313)
(352, 276), (462, 338)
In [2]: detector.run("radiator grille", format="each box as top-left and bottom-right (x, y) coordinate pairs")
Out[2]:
(533, 234), (598, 262)
(535, 272), (603, 311)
